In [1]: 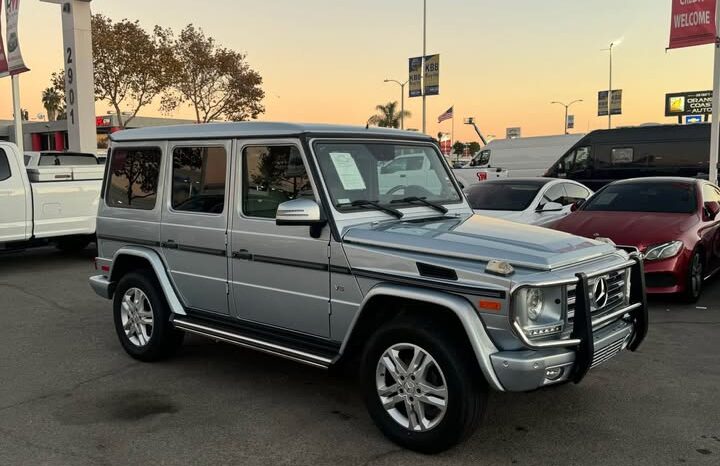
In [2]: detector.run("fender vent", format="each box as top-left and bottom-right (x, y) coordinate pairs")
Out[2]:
(416, 263), (458, 281)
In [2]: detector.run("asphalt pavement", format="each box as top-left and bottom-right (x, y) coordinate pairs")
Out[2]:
(0, 247), (718, 466)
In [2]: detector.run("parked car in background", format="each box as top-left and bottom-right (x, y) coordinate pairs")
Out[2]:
(24, 151), (101, 168)
(0, 142), (102, 251)
(553, 177), (720, 302)
(465, 178), (592, 226)
(544, 124), (709, 190)
(89, 122), (647, 453)
(453, 134), (583, 188)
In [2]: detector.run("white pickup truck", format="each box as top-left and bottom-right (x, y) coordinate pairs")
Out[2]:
(0, 141), (103, 252)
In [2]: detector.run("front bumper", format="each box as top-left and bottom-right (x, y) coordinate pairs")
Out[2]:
(644, 249), (692, 294)
(492, 255), (648, 392)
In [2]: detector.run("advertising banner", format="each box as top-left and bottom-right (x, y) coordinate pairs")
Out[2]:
(506, 127), (521, 139)
(665, 90), (713, 116)
(408, 57), (423, 98)
(610, 89), (622, 115)
(669, 0), (717, 49)
(0, 1), (9, 77)
(598, 91), (609, 116)
(567, 114), (575, 129)
(5, 0), (29, 75)
(423, 54), (440, 96)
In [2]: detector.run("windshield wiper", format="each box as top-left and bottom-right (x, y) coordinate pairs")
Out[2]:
(391, 196), (448, 214)
(338, 200), (404, 219)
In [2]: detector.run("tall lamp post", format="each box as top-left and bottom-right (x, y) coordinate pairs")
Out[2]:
(602, 42), (616, 130)
(384, 79), (408, 130)
(551, 100), (583, 134)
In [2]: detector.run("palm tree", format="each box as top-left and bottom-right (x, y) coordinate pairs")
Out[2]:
(41, 88), (62, 121)
(367, 101), (411, 129)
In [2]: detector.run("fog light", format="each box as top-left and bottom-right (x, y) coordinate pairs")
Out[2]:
(545, 367), (564, 381)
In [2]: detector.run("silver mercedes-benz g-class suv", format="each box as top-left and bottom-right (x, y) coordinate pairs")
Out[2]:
(90, 123), (647, 453)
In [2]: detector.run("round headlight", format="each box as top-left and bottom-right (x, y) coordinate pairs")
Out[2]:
(526, 288), (544, 321)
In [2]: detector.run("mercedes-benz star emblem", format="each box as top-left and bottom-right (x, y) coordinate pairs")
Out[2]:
(594, 277), (609, 309)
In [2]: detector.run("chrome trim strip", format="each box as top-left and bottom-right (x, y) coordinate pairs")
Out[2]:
(584, 259), (636, 280)
(591, 303), (641, 329)
(173, 319), (333, 368)
(511, 320), (582, 349)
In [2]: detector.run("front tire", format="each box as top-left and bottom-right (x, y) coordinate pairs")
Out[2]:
(682, 250), (704, 303)
(361, 317), (487, 454)
(113, 271), (184, 361)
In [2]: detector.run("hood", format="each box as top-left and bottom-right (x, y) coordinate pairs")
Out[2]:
(554, 211), (697, 250)
(472, 210), (526, 223)
(342, 214), (615, 271)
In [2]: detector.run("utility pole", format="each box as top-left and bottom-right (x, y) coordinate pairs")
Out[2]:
(384, 79), (408, 130)
(551, 100), (583, 134)
(422, 0), (427, 134)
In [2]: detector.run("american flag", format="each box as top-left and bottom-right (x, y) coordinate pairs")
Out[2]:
(437, 106), (454, 123)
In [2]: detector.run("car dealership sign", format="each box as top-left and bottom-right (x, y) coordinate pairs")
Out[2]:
(665, 90), (713, 116)
(669, 0), (717, 49)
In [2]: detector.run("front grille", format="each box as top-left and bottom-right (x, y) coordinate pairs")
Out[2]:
(591, 337), (626, 368)
(567, 269), (629, 330)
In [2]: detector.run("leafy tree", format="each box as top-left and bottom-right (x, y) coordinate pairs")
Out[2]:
(467, 141), (482, 156)
(367, 101), (411, 128)
(452, 141), (465, 157)
(163, 25), (265, 123)
(47, 71), (68, 120)
(92, 14), (175, 129)
(41, 87), (63, 121)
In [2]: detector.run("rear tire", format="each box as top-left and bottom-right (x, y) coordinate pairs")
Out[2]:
(682, 250), (703, 303)
(361, 316), (487, 454)
(113, 271), (184, 361)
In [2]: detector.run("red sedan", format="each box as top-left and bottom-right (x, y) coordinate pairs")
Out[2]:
(553, 177), (720, 302)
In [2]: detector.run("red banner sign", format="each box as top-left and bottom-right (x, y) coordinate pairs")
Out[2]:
(669, 0), (717, 49)
(0, 1), (9, 77)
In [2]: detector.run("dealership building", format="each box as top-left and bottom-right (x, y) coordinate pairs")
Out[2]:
(0, 115), (195, 153)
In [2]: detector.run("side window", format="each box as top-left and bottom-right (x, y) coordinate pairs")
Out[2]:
(542, 184), (568, 206)
(573, 147), (591, 171)
(558, 151), (575, 172)
(242, 145), (314, 219)
(0, 148), (11, 182)
(171, 146), (227, 214)
(611, 147), (634, 165)
(564, 183), (591, 204)
(106, 147), (162, 210)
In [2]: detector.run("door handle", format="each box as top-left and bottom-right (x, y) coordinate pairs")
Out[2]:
(232, 249), (253, 260)
(162, 240), (179, 249)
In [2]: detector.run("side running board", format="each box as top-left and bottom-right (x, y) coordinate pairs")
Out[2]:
(172, 315), (336, 369)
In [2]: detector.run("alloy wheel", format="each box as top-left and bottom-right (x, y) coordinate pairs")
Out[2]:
(120, 288), (154, 347)
(375, 343), (448, 432)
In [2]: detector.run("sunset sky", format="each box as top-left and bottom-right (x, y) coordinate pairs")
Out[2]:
(0, 0), (717, 141)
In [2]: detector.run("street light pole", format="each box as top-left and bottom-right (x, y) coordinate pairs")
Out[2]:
(384, 79), (408, 130)
(602, 42), (615, 129)
(422, 0), (427, 134)
(551, 100), (583, 134)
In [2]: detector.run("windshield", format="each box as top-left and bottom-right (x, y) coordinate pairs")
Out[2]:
(583, 182), (697, 214)
(313, 142), (462, 212)
(465, 182), (542, 211)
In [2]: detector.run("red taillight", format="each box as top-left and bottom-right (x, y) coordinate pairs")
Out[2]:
(101, 265), (110, 273)
(476, 172), (488, 181)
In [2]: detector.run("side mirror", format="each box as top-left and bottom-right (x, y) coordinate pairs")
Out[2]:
(537, 201), (564, 213)
(704, 201), (720, 221)
(276, 198), (326, 226)
(570, 200), (584, 212)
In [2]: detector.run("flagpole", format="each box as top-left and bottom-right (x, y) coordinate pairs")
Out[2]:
(451, 109), (454, 150)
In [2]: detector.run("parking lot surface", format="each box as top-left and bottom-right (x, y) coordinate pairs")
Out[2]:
(0, 247), (718, 466)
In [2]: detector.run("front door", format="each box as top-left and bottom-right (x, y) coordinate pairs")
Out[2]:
(229, 141), (331, 337)
(160, 141), (231, 315)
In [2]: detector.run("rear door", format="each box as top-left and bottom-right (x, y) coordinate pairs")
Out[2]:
(229, 140), (331, 337)
(160, 141), (231, 315)
(0, 146), (30, 242)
